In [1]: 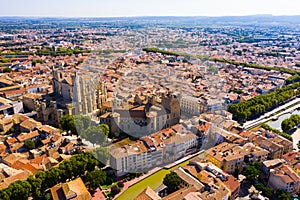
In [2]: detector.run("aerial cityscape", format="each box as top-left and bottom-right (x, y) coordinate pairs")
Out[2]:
(0, 1), (300, 200)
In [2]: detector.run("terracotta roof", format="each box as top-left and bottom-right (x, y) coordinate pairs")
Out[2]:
(40, 125), (59, 134)
(3, 88), (25, 96)
(223, 175), (240, 193)
(20, 119), (42, 131)
(3, 153), (28, 166)
(271, 164), (300, 184)
(162, 186), (197, 200)
(200, 122), (211, 132)
(23, 93), (42, 100)
(51, 177), (91, 200)
(17, 130), (40, 142)
(134, 186), (161, 200)
(0, 170), (30, 189)
(173, 167), (204, 191)
(6, 137), (17, 145)
(30, 154), (47, 165)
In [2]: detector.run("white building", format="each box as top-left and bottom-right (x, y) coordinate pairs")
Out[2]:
(110, 128), (199, 176)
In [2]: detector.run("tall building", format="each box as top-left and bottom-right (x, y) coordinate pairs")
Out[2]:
(100, 92), (181, 137)
(36, 68), (108, 126)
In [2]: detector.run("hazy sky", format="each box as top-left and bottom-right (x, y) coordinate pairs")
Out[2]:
(1, 0), (300, 17)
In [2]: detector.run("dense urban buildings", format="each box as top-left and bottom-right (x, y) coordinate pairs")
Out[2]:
(0, 14), (299, 200)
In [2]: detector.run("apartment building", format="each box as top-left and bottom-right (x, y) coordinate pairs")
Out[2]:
(180, 96), (206, 116)
(268, 164), (300, 193)
(205, 142), (249, 173)
(239, 131), (285, 159)
(110, 128), (199, 176)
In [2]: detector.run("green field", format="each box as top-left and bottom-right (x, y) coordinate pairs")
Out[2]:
(116, 159), (192, 200)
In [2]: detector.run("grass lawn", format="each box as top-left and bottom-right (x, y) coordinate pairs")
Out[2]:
(101, 182), (118, 190)
(116, 159), (192, 200)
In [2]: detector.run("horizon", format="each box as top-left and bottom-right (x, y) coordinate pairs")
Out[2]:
(1, 0), (300, 18)
(1, 14), (300, 18)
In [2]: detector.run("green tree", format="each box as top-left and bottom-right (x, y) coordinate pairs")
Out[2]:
(32, 59), (43, 66)
(5, 127), (14, 135)
(44, 192), (52, 200)
(276, 190), (292, 200)
(0, 152), (101, 199)
(233, 168), (239, 179)
(44, 168), (61, 188)
(58, 160), (73, 182)
(110, 185), (120, 197)
(100, 124), (109, 138)
(24, 140), (36, 150)
(8, 180), (31, 200)
(82, 125), (107, 145)
(69, 158), (86, 178)
(254, 183), (272, 198)
(281, 115), (300, 133)
(74, 115), (92, 134)
(0, 190), (10, 200)
(27, 175), (42, 199)
(94, 147), (109, 167)
(84, 152), (99, 172)
(163, 172), (182, 193)
(243, 163), (261, 183)
(261, 124), (293, 142)
(228, 82), (300, 124)
(60, 115), (77, 135)
(86, 170), (107, 190)
(2, 68), (12, 73)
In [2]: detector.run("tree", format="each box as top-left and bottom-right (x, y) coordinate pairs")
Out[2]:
(276, 190), (292, 200)
(243, 163), (261, 183)
(0, 190), (10, 200)
(32, 59), (43, 66)
(117, 181), (124, 188)
(60, 115), (77, 135)
(44, 192), (52, 200)
(233, 168), (239, 179)
(261, 124), (293, 142)
(110, 185), (120, 197)
(27, 175), (42, 199)
(0, 152), (101, 199)
(100, 124), (109, 138)
(58, 160), (73, 182)
(85, 170), (107, 190)
(94, 147), (109, 167)
(74, 115), (92, 135)
(281, 115), (300, 133)
(8, 180), (31, 200)
(44, 168), (61, 188)
(69, 157), (86, 178)
(163, 172), (182, 193)
(2, 68), (12, 73)
(254, 183), (272, 198)
(24, 140), (36, 150)
(227, 82), (300, 124)
(5, 127), (14, 135)
(83, 152), (99, 172)
(82, 125), (107, 145)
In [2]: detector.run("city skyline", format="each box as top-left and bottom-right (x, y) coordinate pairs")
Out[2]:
(1, 0), (300, 17)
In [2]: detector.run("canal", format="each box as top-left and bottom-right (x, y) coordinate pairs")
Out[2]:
(267, 110), (300, 131)
(267, 109), (300, 149)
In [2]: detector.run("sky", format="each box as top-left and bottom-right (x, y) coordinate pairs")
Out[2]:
(1, 0), (300, 17)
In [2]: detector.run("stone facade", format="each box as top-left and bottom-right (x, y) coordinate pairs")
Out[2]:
(36, 68), (108, 126)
